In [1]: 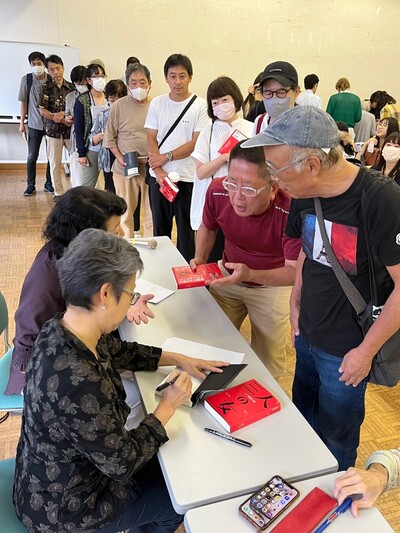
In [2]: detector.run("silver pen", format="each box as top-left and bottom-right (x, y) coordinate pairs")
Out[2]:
(204, 427), (252, 448)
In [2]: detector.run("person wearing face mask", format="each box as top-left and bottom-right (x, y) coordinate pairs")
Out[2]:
(191, 76), (253, 261)
(39, 54), (74, 198)
(18, 51), (54, 196)
(90, 79), (127, 193)
(356, 117), (399, 166)
(104, 63), (154, 237)
(253, 61), (300, 136)
(64, 65), (87, 187)
(372, 132), (400, 185)
(74, 63), (109, 188)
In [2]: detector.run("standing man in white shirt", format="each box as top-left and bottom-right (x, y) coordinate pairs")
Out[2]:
(18, 51), (54, 196)
(145, 54), (209, 262)
(296, 74), (322, 109)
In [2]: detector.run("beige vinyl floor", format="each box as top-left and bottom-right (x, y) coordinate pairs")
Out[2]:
(0, 167), (399, 531)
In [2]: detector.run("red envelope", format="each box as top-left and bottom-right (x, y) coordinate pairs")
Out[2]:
(271, 487), (337, 533)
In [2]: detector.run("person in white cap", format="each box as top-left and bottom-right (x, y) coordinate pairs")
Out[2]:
(243, 106), (400, 471)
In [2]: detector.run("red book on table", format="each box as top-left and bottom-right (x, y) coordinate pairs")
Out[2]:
(172, 263), (223, 289)
(204, 379), (281, 433)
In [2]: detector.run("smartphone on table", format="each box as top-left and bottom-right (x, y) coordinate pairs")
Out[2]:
(239, 475), (299, 530)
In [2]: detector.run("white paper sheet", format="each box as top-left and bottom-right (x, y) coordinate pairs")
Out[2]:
(134, 278), (175, 304)
(158, 337), (245, 375)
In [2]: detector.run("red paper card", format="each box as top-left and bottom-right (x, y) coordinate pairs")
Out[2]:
(218, 129), (248, 154)
(160, 176), (179, 202)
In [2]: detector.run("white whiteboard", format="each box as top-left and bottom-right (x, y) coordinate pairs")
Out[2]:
(0, 41), (80, 118)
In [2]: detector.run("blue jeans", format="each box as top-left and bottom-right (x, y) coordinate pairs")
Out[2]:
(292, 334), (367, 470)
(27, 127), (51, 186)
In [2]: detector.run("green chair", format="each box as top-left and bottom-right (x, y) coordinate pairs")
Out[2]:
(0, 291), (11, 350)
(0, 292), (23, 424)
(0, 458), (27, 532)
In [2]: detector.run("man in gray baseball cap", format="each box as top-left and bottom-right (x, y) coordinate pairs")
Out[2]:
(244, 105), (400, 472)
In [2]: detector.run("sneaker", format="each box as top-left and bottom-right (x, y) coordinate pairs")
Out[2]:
(44, 182), (54, 194)
(24, 185), (36, 196)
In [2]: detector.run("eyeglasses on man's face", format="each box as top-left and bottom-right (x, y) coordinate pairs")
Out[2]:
(261, 88), (293, 99)
(264, 157), (308, 178)
(222, 178), (268, 197)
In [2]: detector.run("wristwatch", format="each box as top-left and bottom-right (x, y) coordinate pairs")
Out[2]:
(166, 151), (173, 162)
(130, 292), (141, 306)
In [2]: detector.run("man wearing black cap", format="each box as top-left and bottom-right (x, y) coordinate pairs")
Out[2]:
(243, 106), (400, 471)
(253, 60), (300, 135)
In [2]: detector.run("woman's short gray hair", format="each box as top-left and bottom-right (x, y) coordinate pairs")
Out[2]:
(289, 145), (344, 172)
(58, 228), (143, 310)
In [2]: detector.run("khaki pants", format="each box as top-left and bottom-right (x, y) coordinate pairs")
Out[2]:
(46, 135), (70, 196)
(210, 283), (291, 377)
(113, 164), (153, 238)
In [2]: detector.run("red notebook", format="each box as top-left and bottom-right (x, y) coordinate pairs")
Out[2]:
(270, 487), (337, 533)
(172, 263), (223, 289)
(204, 379), (281, 433)
(218, 129), (248, 154)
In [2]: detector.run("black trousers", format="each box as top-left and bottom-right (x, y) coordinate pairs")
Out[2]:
(27, 127), (51, 186)
(149, 178), (195, 262)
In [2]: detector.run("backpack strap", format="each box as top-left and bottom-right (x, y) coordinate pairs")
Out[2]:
(26, 73), (33, 108)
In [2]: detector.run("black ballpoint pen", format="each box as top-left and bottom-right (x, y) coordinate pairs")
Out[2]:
(204, 427), (252, 447)
(155, 376), (178, 392)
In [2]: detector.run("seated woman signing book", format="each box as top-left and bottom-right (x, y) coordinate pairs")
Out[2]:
(13, 228), (228, 533)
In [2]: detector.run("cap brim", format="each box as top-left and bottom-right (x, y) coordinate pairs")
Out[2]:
(242, 131), (286, 149)
(261, 74), (293, 87)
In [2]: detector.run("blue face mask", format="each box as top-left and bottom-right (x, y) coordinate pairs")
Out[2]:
(263, 96), (291, 118)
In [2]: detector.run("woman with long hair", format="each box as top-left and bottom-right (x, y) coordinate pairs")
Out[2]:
(372, 132), (400, 185)
(356, 117), (399, 166)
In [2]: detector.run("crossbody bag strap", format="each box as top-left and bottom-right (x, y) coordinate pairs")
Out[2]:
(314, 197), (367, 314)
(158, 94), (198, 150)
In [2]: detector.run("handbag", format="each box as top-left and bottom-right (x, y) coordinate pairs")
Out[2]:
(145, 95), (198, 185)
(314, 195), (400, 387)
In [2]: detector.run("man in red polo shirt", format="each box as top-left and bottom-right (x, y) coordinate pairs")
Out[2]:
(190, 141), (301, 377)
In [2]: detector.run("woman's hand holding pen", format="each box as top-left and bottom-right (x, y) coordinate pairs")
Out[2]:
(154, 371), (192, 425)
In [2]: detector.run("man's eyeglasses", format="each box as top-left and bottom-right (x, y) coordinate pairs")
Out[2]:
(265, 157), (308, 178)
(222, 178), (268, 197)
(261, 88), (292, 99)
(122, 289), (141, 306)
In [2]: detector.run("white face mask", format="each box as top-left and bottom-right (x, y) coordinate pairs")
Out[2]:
(91, 77), (106, 92)
(263, 96), (291, 118)
(130, 87), (149, 101)
(75, 84), (87, 94)
(32, 65), (45, 76)
(382, 145), (400, 163)
(213, 101), (236, 121)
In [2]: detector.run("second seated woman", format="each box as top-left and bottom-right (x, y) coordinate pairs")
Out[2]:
(191, 76), (253, 261)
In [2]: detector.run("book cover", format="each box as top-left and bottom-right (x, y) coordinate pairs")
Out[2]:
(160, 176), (179, 202)
(155, 364), (247, 408)
(218, 129), (248, 154)
(204, 379), (281, 433)
(123, 151), (139, 177)
(172, 263), (223, 289)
